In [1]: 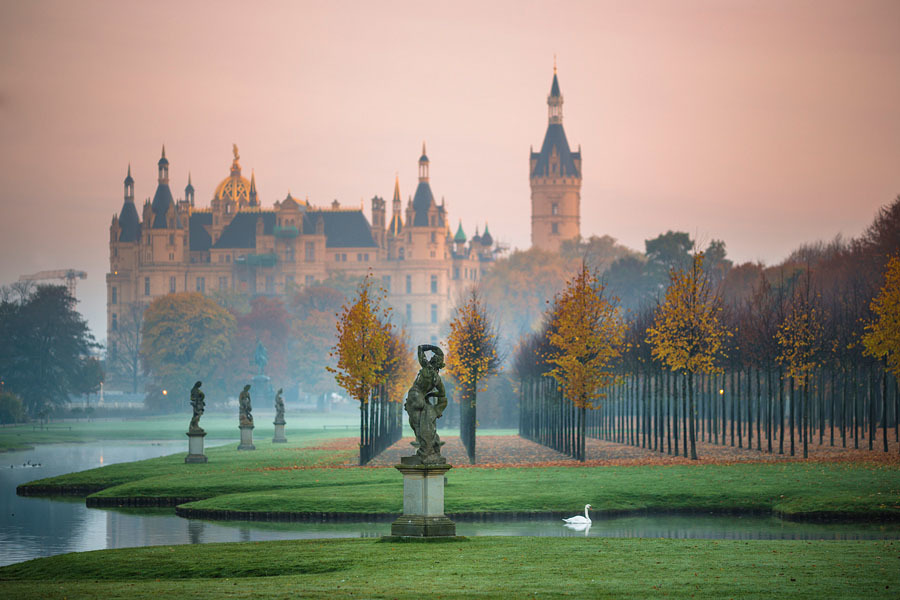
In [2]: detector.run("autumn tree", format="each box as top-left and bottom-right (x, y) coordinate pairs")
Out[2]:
(446, 288), (501, 464)
(647, 252), (728, 460)
(775, 269), (822, 458)
(862, 254), (900, 453)
(289, 285), (345, 400)
(328, 273), (393, 463)
(545, 263), (625, 461)
(141, 292), (236, 411)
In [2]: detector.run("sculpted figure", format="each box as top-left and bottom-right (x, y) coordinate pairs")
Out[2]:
(239, 384), (253, 427)
(274, 388), (285, 424)
(253, 340), (268, 376)
(404, 344), (448, 464)
(189, 381), (205, 433)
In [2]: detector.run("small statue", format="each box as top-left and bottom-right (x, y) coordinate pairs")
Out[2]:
(404, 344), (448, 465)
(274, 388), (285, 424)
(239, 384), (253, 427)
(189, 381), (205, 433)
(253, 340), (268, 376)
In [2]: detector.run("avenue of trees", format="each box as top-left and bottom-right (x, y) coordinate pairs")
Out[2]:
(514, 196), (900, 461)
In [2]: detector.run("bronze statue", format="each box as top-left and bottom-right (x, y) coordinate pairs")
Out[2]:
(189, 381), (205, 433)
(253, 340), (268, 376)
(274, 388), (285, 424)
(404, 344), (448, 465)
(239, 384), (253, 427)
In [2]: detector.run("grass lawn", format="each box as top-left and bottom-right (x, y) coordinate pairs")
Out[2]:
(1, 536), (897, 599)
(19, 443), (900, 519)
(0, 412), (361, 452)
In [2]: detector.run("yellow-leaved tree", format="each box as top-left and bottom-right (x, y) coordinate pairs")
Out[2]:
(546, 263), (625, 462)
(141, 292), (236, 411)
(775, 269), (822, 458)
(446, 288), (500, 464)
(647, 252), (728, 460)
(862, 254), (900, 454)
(327, 273), (393, 464)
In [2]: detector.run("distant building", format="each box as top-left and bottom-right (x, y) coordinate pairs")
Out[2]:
(530, 65), (582, 251)
(106, 144), (498, 370)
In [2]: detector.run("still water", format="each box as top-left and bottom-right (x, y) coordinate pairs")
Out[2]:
(2, 442), (900, 567)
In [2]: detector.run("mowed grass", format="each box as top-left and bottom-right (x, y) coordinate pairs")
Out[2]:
(0, 412), (361, 451)
(21, 442), (900, 520)
(1, 537), (898, 599)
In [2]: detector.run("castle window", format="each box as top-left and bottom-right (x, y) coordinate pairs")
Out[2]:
(357, 253), (363, 262)
(406, 304), (412, 322)
(408, 233), (412, 243)
(265, 276), (274, 293)
(169, 253), (174, 261)
(430, 232), (436, 243)
(113, 247), (118, 258)
(406, 275), (412, 294)
(430, 251), (436, 258)
(111, 287), (117, 305)
(430, 275), (438, 294)
(364, 253), (369, 261)
(196, 277), (205, 293)
(430, 304), (437, 324)
(305, 242), (315, 262)
(430, 216), (435, 227)
(552, 222), (559, 235)
(552, 203), (559, 216)
(111, 313), (117, 331)
(169, 234), (175, 246)
(341, 253), (347, 262)
(305, 275), (315, 286)
(285, 275), (295, 288)
(285, 246), (295, 263)
(144, 277), (150, 296)
(226, 254), (231, 263)
(399, 247), (405, 260)
(219, 277), (228, 291)
(382, 275), (391, 292)
(453, 267), (460, 280)
(170, 276), (176, 293)
(335, 253), (340, 262)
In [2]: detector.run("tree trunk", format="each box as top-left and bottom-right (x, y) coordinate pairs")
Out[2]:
(688, 371), (698, 460)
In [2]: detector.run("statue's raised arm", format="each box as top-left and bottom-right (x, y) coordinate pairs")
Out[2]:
(417, 344), (443, 367)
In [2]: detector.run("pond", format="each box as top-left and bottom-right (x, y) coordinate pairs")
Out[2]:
(2, 442), (899, 567)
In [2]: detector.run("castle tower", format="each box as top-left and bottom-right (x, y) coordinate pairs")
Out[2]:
(530, 64), (581, 252)
(185, 172), (195, 207)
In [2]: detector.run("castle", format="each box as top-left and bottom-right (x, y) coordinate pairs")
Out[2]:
(106, 67), (579, 372)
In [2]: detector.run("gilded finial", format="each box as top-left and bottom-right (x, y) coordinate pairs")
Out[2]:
(553, 54), (557, 74)
(233, 143), (239, 162)
(422, 141), (426, 156)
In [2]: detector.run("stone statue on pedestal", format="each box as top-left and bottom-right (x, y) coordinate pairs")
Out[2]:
(274, 388), (285, 424)
(253, 340), (268, 376)
(188, 381), (205, 433)
(404, 344), (448, 465)
(239, 384), (253, 426)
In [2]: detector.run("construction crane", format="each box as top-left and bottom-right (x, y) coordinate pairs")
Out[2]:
(19, 269), (87, 298)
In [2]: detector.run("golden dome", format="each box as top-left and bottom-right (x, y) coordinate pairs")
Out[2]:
(213, 144), (251, 205)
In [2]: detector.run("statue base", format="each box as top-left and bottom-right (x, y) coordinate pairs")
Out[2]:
(185, 431), (208, 463)
(390, 464), (455, 537)
(237, 424), (255, 450)
(272, 422), (287, 443)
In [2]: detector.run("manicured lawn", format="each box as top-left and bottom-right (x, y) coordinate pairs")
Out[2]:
(1, 536), (897, 599)
(0, 412), (360, 451)
(20, 444), (900, 520)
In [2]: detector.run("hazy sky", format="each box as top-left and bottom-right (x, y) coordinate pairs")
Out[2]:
(1, 0), (899, 340)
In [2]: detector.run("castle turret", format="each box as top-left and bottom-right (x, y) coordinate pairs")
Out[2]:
(117, 164), (140, 242)
(530, 64), (581, 251)
(185, 172), (195, 207)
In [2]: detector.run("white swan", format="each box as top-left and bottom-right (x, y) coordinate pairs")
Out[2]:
(562, 504), (592, 524)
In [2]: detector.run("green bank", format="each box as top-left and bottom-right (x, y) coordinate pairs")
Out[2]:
(1, 537), (897, 599)
(20, 449), (900, 520)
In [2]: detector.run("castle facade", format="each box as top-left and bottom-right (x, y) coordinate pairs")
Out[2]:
(106, 144), (496, 369)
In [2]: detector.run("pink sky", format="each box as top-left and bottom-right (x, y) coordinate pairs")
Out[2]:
(1, 0), (899, 339)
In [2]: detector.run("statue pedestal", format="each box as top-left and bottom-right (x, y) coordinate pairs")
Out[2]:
(185, 431), (208, 463)
(272, 421), (287, 443)
(390, 464), (455, 537)
(237, 425), (255, 450)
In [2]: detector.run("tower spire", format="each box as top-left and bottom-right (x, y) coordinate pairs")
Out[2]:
(185, 171), (195, 206)
(124, 163), (134, 202)
(418, 142), (430, 182)
(157, 145), (169, 184)
(548, 64), (563, 124)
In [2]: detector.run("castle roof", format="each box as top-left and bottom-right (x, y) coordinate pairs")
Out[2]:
(150, 182), (177, 228)
(453, 221), (466, 243)
(189, 212), (212, 251)
(212, 212), (276, 249)
(411, 181), (435, 226)
(118, 200), (140, 242)
(531, 124), (580, 179)
(304, 210), (377, 248)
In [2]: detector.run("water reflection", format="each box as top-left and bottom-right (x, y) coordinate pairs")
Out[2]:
(2, 442), (900, 568)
